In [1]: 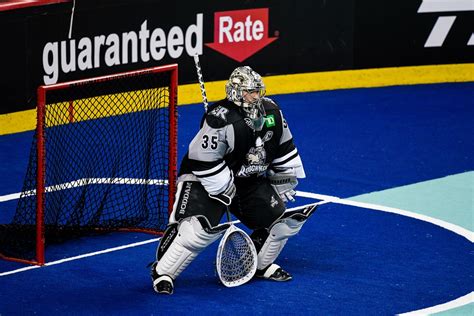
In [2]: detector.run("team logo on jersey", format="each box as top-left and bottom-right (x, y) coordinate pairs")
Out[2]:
(246, 138), (266, 164)
(237, 131), (273, 177)
(209, 106), (229, 120)
(270, 195), (279, 208)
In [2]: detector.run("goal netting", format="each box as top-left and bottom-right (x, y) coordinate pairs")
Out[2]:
(0, 65), (178, 265)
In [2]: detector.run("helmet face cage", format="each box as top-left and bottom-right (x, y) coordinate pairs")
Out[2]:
(226, 66), (266, 130)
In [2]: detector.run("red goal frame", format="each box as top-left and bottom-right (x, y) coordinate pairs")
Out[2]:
(24, 64), (177, 265)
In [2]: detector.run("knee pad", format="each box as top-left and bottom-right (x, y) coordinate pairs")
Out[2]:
(154, 216), (227, 279)
(256, 204), (317, 270)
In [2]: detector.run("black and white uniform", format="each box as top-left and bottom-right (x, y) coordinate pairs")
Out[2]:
(173, 97), (305, 228)
(153, 97), (306, 282)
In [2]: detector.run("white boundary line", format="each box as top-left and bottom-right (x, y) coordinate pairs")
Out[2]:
(3, 184), (469, 241)
(0, 238), (160, 277)
(0, 203), (317, 277)
(296, 191), (474, 242)
(295, 190), (474, 315)
(1, 189), (472, 314)
(0, 177), (168, 202)
(0, 192), (22, 202)
(397, 291), (473, 315)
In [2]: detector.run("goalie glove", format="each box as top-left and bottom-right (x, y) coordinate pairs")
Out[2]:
(209, 183), (236, 206)
(268, 171), (298, 203)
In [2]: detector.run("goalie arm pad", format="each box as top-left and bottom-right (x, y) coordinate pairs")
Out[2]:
(271, 148), (305, 179)
(188, 121), (236, 200)
(272, 110), (306, 178)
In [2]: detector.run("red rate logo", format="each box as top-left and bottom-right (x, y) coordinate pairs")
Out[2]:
(205, 8), (278, 62)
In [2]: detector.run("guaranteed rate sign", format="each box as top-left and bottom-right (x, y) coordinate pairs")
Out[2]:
(41, 16), (203, 85)
(206, 8), (278, 62)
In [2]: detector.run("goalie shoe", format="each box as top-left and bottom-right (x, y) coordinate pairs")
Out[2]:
(150, 262), (174, 295)
(255, 263), (292, 282)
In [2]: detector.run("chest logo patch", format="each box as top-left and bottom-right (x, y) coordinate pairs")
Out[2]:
(237, 131), (273, 177)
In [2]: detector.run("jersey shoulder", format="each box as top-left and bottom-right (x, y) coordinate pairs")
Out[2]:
(262, 97), (283, 122)
(262, 97), (281, 113)
(205, 99), (244, 128)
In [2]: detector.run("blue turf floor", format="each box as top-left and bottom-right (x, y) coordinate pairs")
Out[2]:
(0, 82), (473, 314)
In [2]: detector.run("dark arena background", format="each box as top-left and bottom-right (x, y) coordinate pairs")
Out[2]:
(0, 0), (473, 315)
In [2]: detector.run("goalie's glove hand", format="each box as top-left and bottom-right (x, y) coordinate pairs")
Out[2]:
(268, 171), (298, 203)
(208, 183), (236, 206)
(280, 189), (297, 203)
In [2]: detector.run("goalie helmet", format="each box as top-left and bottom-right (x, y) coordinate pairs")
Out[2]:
(226, 66), (266, 131)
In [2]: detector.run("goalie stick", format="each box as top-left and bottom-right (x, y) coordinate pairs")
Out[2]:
(216, 205), (258, 287)
(193, 54), (209, 113)
(216, 202), (318, 287)
(193, 54), (258, 287)
(283, 202), (319, 219)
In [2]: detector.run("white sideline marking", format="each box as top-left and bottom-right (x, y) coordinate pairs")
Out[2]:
(0, 177), (168, 202)
(296, 191), (474, 315)
(0, 192), (21, 202)
(0, 200), (321, 277)
(296, 191), (473, 242)
(1, 189), (472, 315)
(397, 291), (473, 315)
(0, 238), (160, 277)
(1, 189), (471, 274)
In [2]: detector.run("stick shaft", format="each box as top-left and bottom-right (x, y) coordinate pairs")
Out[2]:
(225, 206), (232, 223)
(193, 55), (209, 112)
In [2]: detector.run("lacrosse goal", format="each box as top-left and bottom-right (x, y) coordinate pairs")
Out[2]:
(0, 64), (178, 265)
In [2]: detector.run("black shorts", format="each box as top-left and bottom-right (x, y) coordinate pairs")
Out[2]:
(172, 177), (285, 230)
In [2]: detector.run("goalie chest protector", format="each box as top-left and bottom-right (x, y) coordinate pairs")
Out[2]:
(203, 98), (285, 179)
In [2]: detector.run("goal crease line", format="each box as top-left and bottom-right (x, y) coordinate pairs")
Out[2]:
(1, 190), (471, 278)
(0, 190), (472, 314)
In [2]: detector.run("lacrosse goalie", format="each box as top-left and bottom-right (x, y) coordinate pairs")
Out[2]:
(150, 66), (311, 294)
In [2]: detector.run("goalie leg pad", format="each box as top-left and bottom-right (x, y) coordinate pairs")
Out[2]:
(156, 223), (179, 261)
(154, 216), (227, 279)
(257, 217), (305, 270)
(257, 204), (317, 270)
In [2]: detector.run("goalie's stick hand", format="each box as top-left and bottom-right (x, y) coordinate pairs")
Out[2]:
(208, 183), (237, 206)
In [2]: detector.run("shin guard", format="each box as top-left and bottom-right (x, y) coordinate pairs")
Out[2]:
(257, 204), (317, 270)
(154, 216), (227, 279)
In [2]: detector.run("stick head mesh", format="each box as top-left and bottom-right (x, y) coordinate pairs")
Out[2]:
(216, 225), (258, 287)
